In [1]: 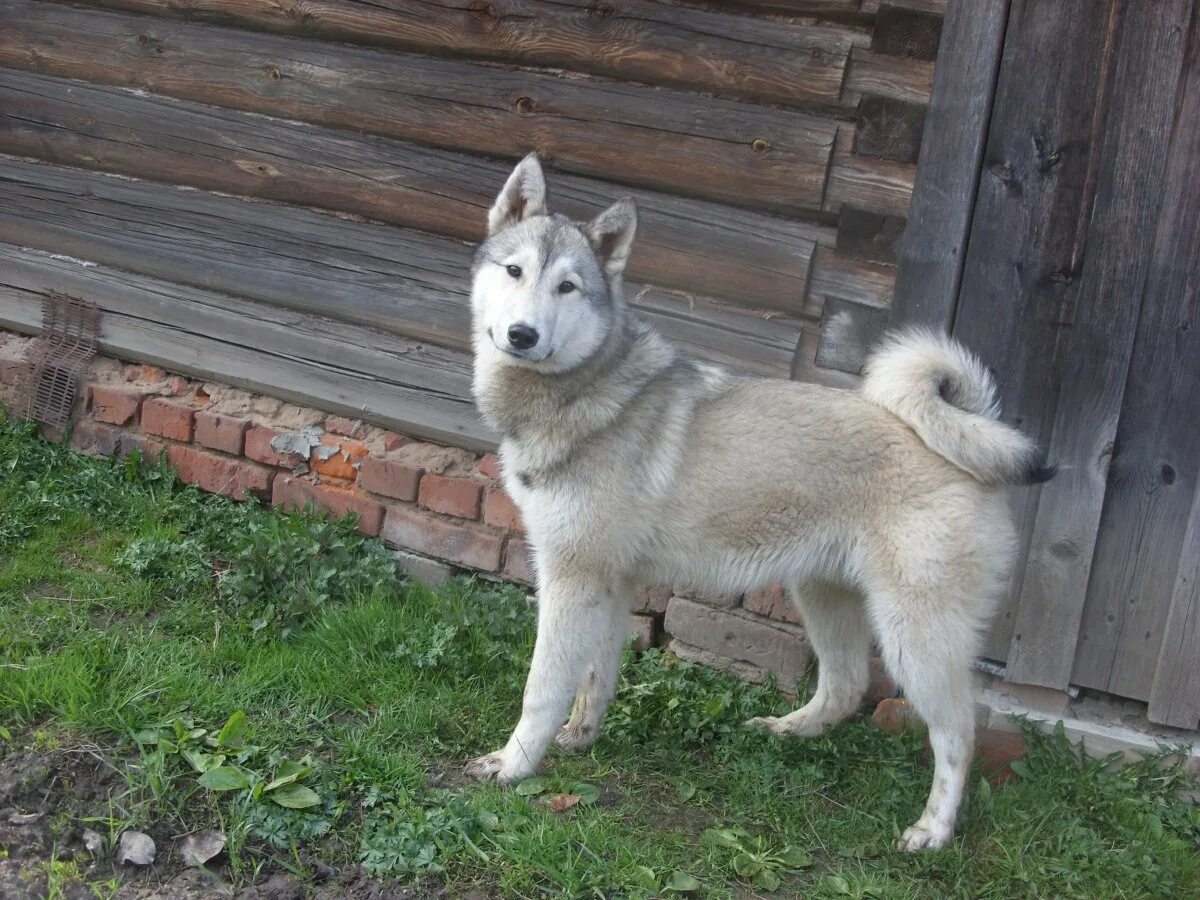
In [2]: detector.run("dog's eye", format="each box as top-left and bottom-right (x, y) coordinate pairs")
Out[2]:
(558, 281), (576, 294)
(505, 264), (521, 279)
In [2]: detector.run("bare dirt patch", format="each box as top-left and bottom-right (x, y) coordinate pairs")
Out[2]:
(0, 737), (467, 899)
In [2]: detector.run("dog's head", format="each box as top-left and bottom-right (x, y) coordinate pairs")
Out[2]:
(470, 154), (637, 373)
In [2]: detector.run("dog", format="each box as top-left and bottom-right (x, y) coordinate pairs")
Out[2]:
(463, 154), (1053, 851)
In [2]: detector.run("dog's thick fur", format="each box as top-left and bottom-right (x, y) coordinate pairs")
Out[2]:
(464, 155), (1051, 851)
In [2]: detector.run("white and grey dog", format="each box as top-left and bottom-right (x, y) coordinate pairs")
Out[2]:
(464, 154), (1052, 851)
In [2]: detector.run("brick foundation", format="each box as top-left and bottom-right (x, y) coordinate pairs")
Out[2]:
(0, 332), (817, 690)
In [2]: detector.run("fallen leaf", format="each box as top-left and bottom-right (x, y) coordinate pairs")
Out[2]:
(547, 793), (580, 813)
(116, 830), (156, 866)
(179, 829), (226, 867)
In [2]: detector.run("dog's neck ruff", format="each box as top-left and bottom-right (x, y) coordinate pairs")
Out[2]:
(474, 307), (680, 465)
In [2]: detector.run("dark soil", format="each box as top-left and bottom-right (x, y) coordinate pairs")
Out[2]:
(0, 738), (465, 900)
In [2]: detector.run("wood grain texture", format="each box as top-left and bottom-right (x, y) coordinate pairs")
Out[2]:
(711, 0), (862, 13)
(1075, 11), (1200, 707)
(79, 0), (868, 109)
(842, 46), (935, 106)
(1147, 488), (1200, 729)
(0, 159), (806, 379)
(862, 0), (946, 13)
(806, 245), (896, 317)
(1003, 0), (1192, 690)
(890, 0), (1009, 329)
(0, 245), (496, 450)
(871, 3), (943, 60)
(948, 0), (1118, 661)
(823, 125), (916, 217)
(836, 207), (906, 264)
(0, 70), (830, 312)
(0, 0), (836, 213)
(852, 95), (926, 163)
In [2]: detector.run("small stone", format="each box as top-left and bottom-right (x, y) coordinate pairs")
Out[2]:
(116, 829), (156, 866)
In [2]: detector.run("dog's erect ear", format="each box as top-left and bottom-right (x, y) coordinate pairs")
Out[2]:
(487, 153), (547, 236)
(583, 198), (638, 279)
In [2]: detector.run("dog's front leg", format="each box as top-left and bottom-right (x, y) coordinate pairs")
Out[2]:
(465, 572), (611, 783)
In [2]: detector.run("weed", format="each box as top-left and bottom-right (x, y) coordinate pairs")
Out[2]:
(217, 513), (403, 638)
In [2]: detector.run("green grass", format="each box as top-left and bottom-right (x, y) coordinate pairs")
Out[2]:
(0, 413), (1198, 898)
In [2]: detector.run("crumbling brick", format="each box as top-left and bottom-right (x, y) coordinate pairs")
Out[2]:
(141, 398), (195, 442)
(419, 473), (483, 520)
(382, 505), (504, 571)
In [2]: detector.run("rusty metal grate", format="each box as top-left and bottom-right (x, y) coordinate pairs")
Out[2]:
(21, 292), (100, 428)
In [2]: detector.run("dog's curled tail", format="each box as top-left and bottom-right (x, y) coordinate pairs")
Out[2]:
(861, 329), (1056, 486)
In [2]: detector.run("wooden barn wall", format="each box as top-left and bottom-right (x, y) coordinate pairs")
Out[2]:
(0, 0), (946, 451)
(895, 0), (1200, 726)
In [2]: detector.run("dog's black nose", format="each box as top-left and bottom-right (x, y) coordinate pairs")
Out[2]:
(507, 323), (539, 350)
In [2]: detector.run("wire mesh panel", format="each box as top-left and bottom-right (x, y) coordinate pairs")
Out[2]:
(21, 292), (100, 428)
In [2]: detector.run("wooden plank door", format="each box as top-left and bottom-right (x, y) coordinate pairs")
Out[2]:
(895, 0), (1200, 720)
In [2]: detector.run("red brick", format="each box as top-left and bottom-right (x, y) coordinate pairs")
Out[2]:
(419, 473), (482, 519)
(166, 375), (191, 397)
(245, 425), (301, 468)
(325, 416), (367, 439)
(478, 454), (503, 480)
(194, 411), (250, 456)
(381, 505), (505, 571)
(271, 474), (384, 535)
(69, 420), (120, 457)
(503, 537), (536, 584)
(976, 728), (1027, 785)
(310, 435), (369, 481)
(742, 584), (801, 625)
(482, 488), (523, 531)
(871, 698), (923, 734)
(357, 456), (422, 501)
(141, 398), (195, 441)
(168, 444), (273, 501)
(383, 431), (411, 452)
(664, 598), (811, 691)
(90, 386), (143, 426)
(116, 432), (166, 464)
(138, 364), (167, 383)
(501, 535), (535, 585)
(677, 589), (739, 609)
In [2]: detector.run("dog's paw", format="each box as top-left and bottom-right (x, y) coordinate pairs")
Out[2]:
(896, 820), (953, 852)
(555, 722), (597, 753)
(464, 753), (508, 782)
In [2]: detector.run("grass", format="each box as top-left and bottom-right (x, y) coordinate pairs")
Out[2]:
(0, 412), (1198, 898)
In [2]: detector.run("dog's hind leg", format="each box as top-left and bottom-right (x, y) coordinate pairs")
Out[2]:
(555, 597), (628, 752)
(868, 588), (977, 852)
(746, 581), (870, 737)
(465, 571), (621, 783)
